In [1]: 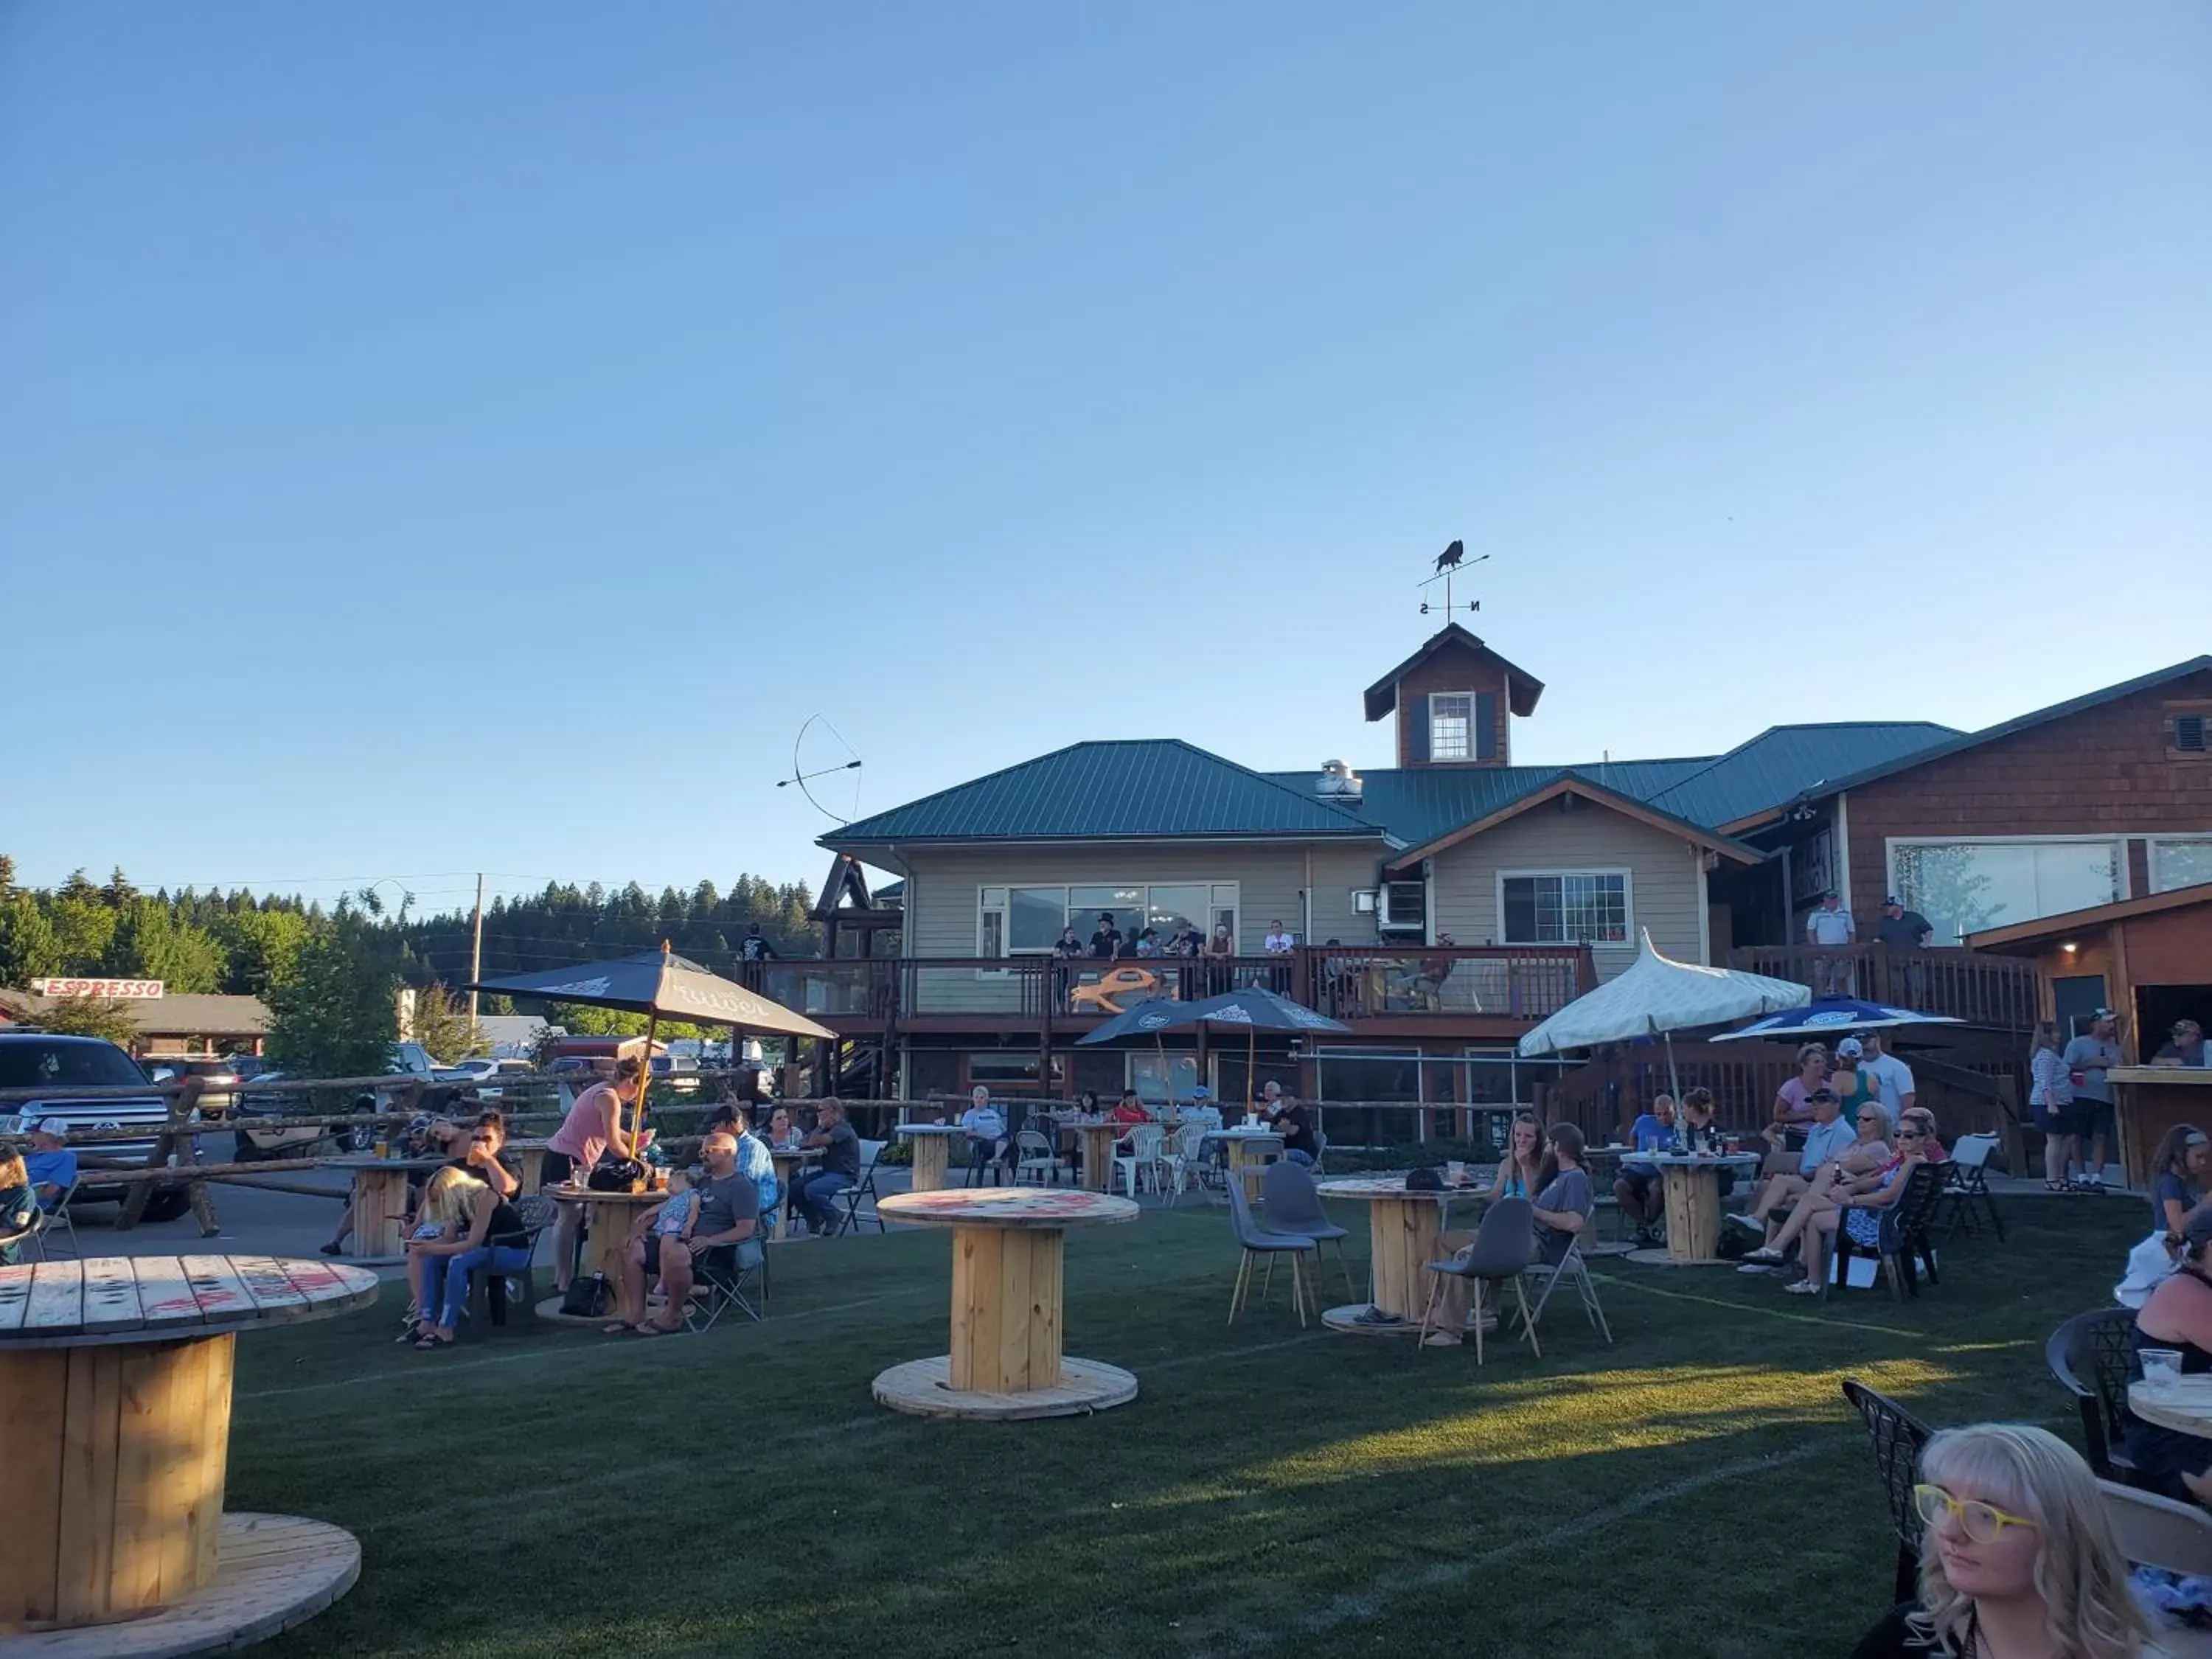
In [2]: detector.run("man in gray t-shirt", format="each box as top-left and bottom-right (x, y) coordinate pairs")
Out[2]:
(619, 1132), (759, 1333)
(2063, 1012), (2124, 1192)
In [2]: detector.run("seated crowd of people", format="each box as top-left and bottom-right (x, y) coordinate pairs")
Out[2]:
(0, 1116), (78, 1265)
(948, 1079), (1316, 1186)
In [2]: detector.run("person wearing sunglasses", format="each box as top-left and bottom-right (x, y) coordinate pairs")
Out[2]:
(1745, 1110), (1907, 1279)
(1764, 1117), (1925, 1294)
(2125, 1206), (2212, 1506)
(1850, 1423), (2153, 1658)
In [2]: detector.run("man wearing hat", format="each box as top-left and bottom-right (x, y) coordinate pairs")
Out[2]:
(1805, 891), (1856, 996)
(23, 1119), (77, 1211)
(1874, 895), (1933, 1004)
(2065, 1009), (2125, 1192)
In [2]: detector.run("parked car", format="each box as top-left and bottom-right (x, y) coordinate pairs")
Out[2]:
(0, 1034), (192, 1222)
(231, 1042), (439, 1160)
(431, 1057), (533, 1099)
(144, 1054), (248, 1114)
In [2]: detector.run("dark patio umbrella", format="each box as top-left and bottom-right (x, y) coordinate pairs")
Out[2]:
(1077, 987), (1349, 1108)
(470, 945), (835, 1144)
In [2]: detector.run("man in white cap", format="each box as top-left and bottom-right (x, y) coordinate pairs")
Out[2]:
(24, 1119), (78, 1210)
(2065, 1009), (2125, 1192)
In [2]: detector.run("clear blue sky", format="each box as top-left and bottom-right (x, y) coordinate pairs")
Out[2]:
(5, 2), (2207, 917)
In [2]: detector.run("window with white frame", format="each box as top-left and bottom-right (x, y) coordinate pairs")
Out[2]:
(1430, 694), (1473, 762)
(1498, 872), (1630, 945)
(1889, 838), (2122, 945)
(2152, 838), (2212, 894)
(975, 883), (1239, 956)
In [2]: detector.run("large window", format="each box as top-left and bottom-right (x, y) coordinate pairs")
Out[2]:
(977, 883), (1240, 956)
(1430, 695), (1473, 762)
(2152, 838), (2212, 894)
(1498, 872), (1631, 946)
(1890, 838), (2121, 944)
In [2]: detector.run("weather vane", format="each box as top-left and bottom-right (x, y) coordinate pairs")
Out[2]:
(1416, 538), (1489, 618)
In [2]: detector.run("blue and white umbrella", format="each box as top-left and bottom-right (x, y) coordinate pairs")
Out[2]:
(1708, 997), (1963, 1043)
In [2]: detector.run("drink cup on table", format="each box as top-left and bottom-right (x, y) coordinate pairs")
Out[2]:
(2143, 1349), (2185, 1394)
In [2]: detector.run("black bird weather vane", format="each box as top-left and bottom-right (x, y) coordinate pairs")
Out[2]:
(1416, 539), (1489, 618)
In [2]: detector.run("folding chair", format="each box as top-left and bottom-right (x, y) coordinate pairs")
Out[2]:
(686, 1238), (768, 1332)
(1518, 1237), (1614, 1348)
(837, 1140), (888, 1234)
(1938, 1134), (2006, 1242)
(1014, 1128), (1069, 1186)
(24, 1175), (81, 1262)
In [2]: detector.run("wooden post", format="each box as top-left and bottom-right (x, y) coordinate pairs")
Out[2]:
(116, 1078), (219, 1237)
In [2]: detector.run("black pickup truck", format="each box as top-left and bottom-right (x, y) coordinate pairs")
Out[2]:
(0, 1033), (191, 1222)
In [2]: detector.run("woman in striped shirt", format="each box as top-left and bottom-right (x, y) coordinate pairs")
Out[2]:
(2028, 1020), (2079, 1194)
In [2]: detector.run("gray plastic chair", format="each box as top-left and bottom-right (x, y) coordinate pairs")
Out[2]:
(1260, 1159), (1356, 1304)
(1227, 1175), (1318, 1328)
(1418, 1196), (1539, 1365)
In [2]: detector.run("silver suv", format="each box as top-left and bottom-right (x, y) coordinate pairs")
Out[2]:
(0, 1034), (189, 1221)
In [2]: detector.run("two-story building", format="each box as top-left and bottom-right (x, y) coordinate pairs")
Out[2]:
(766, 625), (2212, 1113)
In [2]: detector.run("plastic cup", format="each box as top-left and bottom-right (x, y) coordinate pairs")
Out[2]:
(2142, 1349), (2185, 1394)
(1446, 1161), (1467, 1186)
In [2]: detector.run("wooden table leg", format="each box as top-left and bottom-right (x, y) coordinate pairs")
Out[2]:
(1080, 1127), (1116, 1194)
(347, 1168), (411, 1259)
(1663, 1166), (1722, 1263)
(583, 1212), (641, 1324)
(948, 1225), (1063, 1393)
(0, 1332), (234, 1630)
(1366, 1197), (1443, 1320)
(911, 1135), (951, 1194)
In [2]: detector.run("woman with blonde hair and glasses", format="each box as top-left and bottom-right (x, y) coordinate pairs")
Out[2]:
(1850, 1422), (2160, 1658)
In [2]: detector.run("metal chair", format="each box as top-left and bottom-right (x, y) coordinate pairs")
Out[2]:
(1259, 1159), (1357, 1304)
(2048, 1307), (2141, 1481)
(459, 1195), (556, 1338)
(1520, 1237), (1613, 1348)
(1225, 1175), (1318, 1328)
(1842, 1377), (1935, 1604)
(1938, 1134), (2006, 1241)
(22, 1175), (82, 1262)
(1014, 1128), (1068, 1186)
(837, 1141), (888, 1234)
(2099, 1479), (2212, 1576)
(1418, 1197), (1539, 1365)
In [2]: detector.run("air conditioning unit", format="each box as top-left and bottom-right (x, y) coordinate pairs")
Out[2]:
(1377, 879), (1426, 934)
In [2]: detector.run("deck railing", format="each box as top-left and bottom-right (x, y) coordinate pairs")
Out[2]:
(1725, 945), (2041, 1032)
(745, 945), (1596, 1030)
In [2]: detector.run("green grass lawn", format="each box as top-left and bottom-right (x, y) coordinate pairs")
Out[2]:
(232, 1194), (2140, 1658)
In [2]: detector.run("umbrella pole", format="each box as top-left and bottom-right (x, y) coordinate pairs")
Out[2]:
(1246, 1026), (1256, 1113)
(637, 1011), (659, 1161)
(1666, 1031), (1682, 1108)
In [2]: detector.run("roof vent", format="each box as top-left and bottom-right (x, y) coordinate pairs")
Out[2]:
(1315, 759), (1363, 804)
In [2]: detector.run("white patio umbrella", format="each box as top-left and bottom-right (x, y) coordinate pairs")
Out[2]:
(1515, 931), (1812, 1099)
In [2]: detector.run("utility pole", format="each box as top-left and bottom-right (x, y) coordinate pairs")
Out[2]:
(468, 872), (485, 1023)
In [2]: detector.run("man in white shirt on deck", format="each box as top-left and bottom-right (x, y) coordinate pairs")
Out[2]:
(1806, 891), (1856, 995)
(1857, 1031), (1916, 1119)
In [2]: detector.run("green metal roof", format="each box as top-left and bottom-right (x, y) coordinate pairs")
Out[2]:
(1640, 723), (1961, 827)
(824, 740), (1389, 846)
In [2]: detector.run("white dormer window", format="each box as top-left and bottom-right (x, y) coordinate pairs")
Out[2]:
(1430, 694), (1473, 761)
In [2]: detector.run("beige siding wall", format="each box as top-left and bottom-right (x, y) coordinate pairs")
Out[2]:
(1428, 804), (1710, 978)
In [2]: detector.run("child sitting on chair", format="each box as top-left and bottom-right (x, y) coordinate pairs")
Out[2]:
(653, 1168), (700, 1245)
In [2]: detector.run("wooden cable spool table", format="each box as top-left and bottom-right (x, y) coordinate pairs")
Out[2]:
(767, 1147), (821, 1240)
(1074, 1122), (1121, 1192)
(313, 1155), (452, 1262)
(2128, 1375), (2212, 1439)
(895, 1124), (967, 1194)
(870, 1188), (1140, 1420)
(539, 1185), (664, 1325)
(0, 1254), (375, 1653)
(1621, 1151), (1764, 1266)
(1312, 1173), (1467, 1335)
(506, 1139), (551, 1193)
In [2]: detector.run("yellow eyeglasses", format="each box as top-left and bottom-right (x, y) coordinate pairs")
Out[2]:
(1912, 1484), (2037, 1543)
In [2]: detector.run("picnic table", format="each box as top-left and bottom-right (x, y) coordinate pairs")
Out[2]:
(313, 1155), (451, 1262)
(768, 1146), (821, 1239)
(1628, 1150), (1763, 1265)
(0, 1254), (375, 1645)
(870, 1188), (1139, 1420)
(543, 1184), (664, 1325)
(895, 1123), (967, 1194)
(1312, 1172), (1474, 1335)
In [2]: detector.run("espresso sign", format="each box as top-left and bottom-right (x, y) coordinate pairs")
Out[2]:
(29, 978), (165, 1000)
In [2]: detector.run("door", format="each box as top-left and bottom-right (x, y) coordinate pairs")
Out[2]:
(2051, 974), (2107, 1040)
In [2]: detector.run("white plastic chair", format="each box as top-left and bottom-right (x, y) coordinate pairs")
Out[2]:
(1161, 1122), (1211, 1206)
(1114, 1125), (1166, 1200)
(2099, 1478), (2212, 1576)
